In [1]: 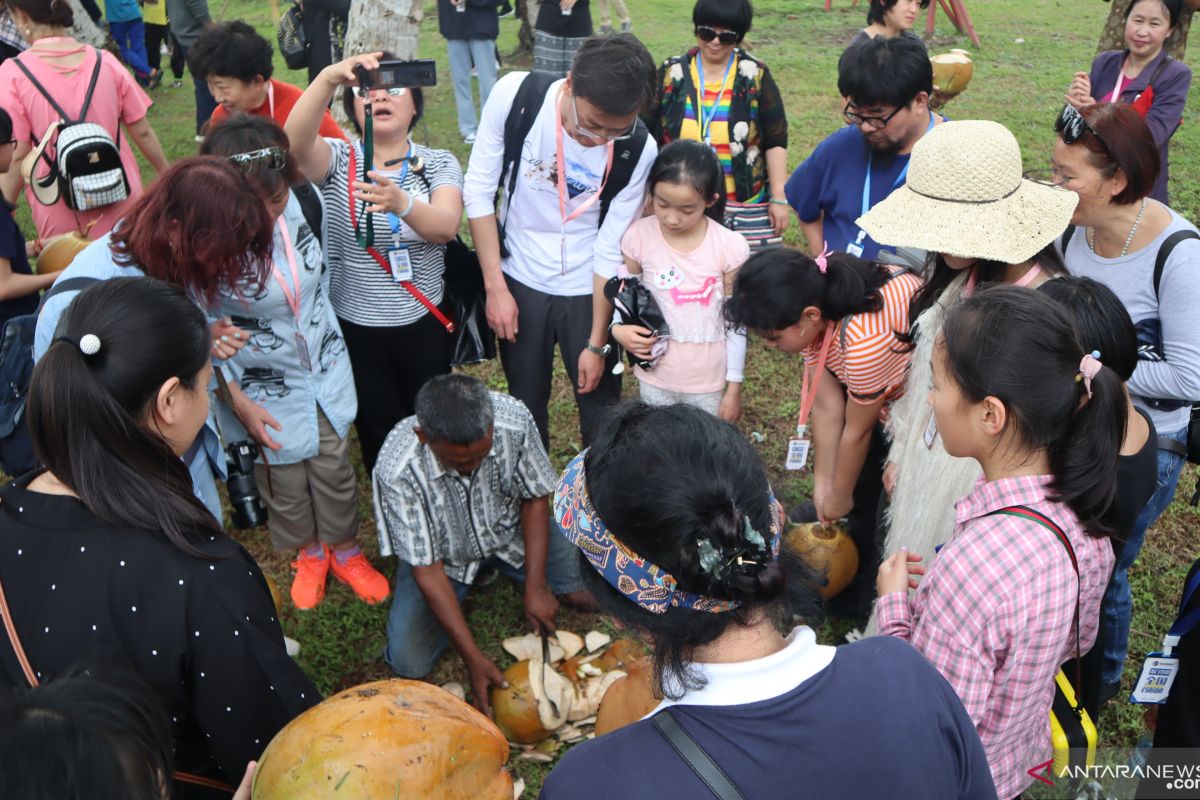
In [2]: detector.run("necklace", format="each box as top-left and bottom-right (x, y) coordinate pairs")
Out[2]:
(1088, 197), (1147, 257)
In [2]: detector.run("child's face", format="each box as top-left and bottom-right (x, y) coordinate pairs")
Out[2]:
(0, 139), (14, 174)
(929, 339), (979, 458)
(652, 181), (713, 237)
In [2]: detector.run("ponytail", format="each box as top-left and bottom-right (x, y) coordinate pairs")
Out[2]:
(725, 246), (890, 333)
(941, 285), (1125, 534)
(27, 278), (226, 556)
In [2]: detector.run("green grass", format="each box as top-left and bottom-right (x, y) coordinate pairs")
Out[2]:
(54, 0), (1200, 793)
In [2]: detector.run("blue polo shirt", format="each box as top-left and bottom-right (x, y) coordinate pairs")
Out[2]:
(786, 124), (916, 261)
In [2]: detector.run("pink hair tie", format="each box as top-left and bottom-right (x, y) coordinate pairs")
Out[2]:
(1078, 350), (1102, 398)
(814, 242), (833, 275)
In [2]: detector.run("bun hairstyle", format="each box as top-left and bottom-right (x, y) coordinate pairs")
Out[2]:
(724, 246), (891, 333)
(583, 403), (821, 697)
(940, 285), (1126, 535)
(7, 0), (74, 29)
(29, 277), (225, 555)
(648, 139), (727, 223)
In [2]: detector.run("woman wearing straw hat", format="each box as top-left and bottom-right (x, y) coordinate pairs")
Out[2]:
(854, 120), (1078, 633)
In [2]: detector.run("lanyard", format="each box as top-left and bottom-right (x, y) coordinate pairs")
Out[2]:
(963, 262), (1043, 296)
(267, 80), (275, 118)
(854, 112), (937, 246)
(384, 153), (413, 243)
(1163, 569), (1200, 656)
(795, 325), (834, 438)
(554, 90), (615, 232)
(353, 103), (376, 248)
(270, 216), (302, 324)
(695, 53), (736, 144)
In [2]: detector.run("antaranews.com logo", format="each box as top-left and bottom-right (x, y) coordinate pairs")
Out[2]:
(1024, 749), (1200, 800)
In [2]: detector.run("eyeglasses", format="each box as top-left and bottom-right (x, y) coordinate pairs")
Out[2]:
(842, 101), (903, 131)
(570, 93), (634, 142)
(1055, 104), (1101, 146)
(357, 86), (408, 98)
(227, 146), (287, 171)
(695, 25), (740, 45)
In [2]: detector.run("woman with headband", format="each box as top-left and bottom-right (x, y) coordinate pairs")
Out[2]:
(542, 402), (995, 799)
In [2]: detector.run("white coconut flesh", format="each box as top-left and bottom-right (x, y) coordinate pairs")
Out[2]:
(568, 669), (628, 721)
(555, 630), (585, 661)
(503, 633), (565, 663)
(585, 631), (611, 653)
(527, 651), (573, 730)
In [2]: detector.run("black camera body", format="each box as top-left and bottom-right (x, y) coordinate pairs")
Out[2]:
(225, 440), (268, 529)
(355, 59), (437, 93)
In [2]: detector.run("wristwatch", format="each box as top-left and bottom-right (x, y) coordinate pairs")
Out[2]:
(585, 342), (612, 357)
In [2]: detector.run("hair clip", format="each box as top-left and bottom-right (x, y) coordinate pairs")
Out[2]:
(80, 334), (101, 356)
(742, 516), (766, 550)
(697, 538), (724, 577)
(1078, 350), (1102, 398)
(814, 242), (833, 275)
(735, 555), (758, 567)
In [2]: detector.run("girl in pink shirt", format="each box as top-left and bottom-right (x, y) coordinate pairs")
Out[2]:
(0, 0), (168, 242)
(875, 285), (1118, 799)
(613, 140), (750, 421)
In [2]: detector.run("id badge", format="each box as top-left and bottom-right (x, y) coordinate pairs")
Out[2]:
(923, 413), (939, 449)
(785, 437), (811, 471)
(295, 332), (312, 372)
(845, 242), (864, 258)
(389, 246), (414, 283)
(1130, 653), (1179, 704)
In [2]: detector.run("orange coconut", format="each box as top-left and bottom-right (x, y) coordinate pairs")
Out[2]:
(784, 521), (860, 599)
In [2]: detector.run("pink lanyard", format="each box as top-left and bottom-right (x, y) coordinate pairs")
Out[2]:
(963, 263), (1042, 296)
(554, 90), (615, 232)
(796, 325), (834, 437)
(1112, 67), (1126, 102)
(270, 217), (302, 324)
(267, 80), (275, 118)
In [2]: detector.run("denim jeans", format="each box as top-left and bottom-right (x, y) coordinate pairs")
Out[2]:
(109, 18), (152, 77)
(445, 38), (498, 138)
(1100, 424), (1187, 685)
(176, 43), (218, 135)
(384, 516), (585, 678)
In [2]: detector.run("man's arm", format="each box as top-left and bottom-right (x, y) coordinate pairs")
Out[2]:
(520, 495), (558, 633)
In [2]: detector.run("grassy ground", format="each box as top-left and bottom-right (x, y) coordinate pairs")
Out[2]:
(60, 0), (1200, 792)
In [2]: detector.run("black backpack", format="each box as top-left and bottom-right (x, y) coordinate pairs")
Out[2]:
(495, 71), (650, 259)
(0, 277), (99, 475)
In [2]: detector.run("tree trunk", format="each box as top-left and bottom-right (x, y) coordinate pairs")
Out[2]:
(1097, 0), (1193, 58)
(66, 0), (108, 48)
(334, 0), (421, 126)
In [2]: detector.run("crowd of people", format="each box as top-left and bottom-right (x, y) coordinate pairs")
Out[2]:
(0, 0), (1198, 797)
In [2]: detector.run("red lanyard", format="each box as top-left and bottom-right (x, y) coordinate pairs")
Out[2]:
(554, 90), (615, 230)
(270, 216), (302, 324)
(347, 145), (455, 333)
(796, 325), (834, 438)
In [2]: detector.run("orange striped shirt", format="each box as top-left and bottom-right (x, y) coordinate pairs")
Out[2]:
(803, 266), (920, 421)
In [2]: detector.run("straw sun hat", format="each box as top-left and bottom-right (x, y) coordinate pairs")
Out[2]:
(856, 120), (1078, 264)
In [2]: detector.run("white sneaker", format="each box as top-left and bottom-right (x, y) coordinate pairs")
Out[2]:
(464, 132), (477, 145)
(284, 636), (301, 657)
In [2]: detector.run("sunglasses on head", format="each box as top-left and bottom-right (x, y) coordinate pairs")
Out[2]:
(1055, 104), (1100, 146)
(695, 25), (740, 45)
(227, 146), (287, 171)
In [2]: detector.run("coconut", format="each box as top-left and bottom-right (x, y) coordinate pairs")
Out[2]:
(554, 630), (584, 660)
(784, 521), (860, 599)
(568, 668), (627, 722)
(589, 638), (646, 673)
(595, 658), (658, 736)
(502, 633), (564, 663)
(251, 680), (511, 800)
(585, 630), (611, 653)
(491, 658), (572, 744)
(36, 232), (90, 274)
(930, 50), (974, 97)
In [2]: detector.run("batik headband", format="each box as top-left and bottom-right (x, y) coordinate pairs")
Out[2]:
(553, 450), (784, 615)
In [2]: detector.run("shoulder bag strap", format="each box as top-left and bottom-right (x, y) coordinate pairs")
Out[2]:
(652, 708), (746, 800)
(0, 514), (40, 688)
(987, 505), (1082, 690)
(1061, 224), (1076, 254)
(1152, 230), (1200, 302)
(1144, 55), (1173, 95)
(598, 120), (649, 228)
(37, 276), (100, 314)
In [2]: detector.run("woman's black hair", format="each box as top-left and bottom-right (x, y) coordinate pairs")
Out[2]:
(342, 51), (424, 137)
(0, 663), (175, 800)
(940, 285), (1126, 534)
(1124, 0), (1183, 29)
(900, 243), (1067, 351)
(186, 20), (275, 84)
(692, 0), (753, 38)
(6, 0), (73, 29)
(582, 403), (821, 698)
(866, 0), (932, 26)
(647, 139), (726, 222)
(724, 246), (891, 332)
(1039, 276), (1139, 383)
(0, 107), (12, 143)
(29, 277), (225, 555)
(199, 115), (300, 204)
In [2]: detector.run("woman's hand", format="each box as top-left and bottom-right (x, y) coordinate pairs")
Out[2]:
(1065, 72), (1095, 109)
(611, 324), (656, 360)
(233, 396), (284, 452)
(876, 549), (926, 597)
(882, 461), (898, 498)
(26, 239), (43, 259)
(718, 382), (742, 424)
(210, 318), (247, 361)
(320, 51), (384, 90)
(768, 201), (791, 237)
(354, 170), (411, 215)
(813, 485), (852, 525)
(231, 762), (256, 800)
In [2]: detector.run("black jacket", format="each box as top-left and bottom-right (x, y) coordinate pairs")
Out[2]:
(437, 0), (499, 41)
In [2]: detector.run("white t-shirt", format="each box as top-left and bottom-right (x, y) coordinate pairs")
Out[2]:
(462, 72), (658, 297)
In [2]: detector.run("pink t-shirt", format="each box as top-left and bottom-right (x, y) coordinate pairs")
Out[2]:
(0, 43), (151, 240)
(620, 215), (749, 393)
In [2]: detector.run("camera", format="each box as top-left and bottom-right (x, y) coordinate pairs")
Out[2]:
(355, 59), (437, 93)
(225, 440), (268, 529)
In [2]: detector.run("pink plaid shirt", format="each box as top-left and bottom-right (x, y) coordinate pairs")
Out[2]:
(876, 474), (1114, 799)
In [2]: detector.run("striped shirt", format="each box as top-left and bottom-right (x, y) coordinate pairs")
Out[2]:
(680, 62), (738, 199)
(802, 265), (920, 419)
(876, 475), (1114, 799)
(318, 138), (463, 327)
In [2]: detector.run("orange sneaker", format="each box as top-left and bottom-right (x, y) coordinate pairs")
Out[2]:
(290, 547), (330, 610)
(329, 550), (391, 605)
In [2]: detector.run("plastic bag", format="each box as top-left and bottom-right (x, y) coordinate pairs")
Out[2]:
(603, 275), (669, 370)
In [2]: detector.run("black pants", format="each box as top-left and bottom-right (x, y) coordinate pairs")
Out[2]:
(144, 23), (184, 77)
(498, 275), (621, 451)
(829, 423), (889, 619)
(339, 311), (453, 473)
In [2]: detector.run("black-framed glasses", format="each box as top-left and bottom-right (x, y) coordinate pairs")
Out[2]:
(695, 25), (740, 45)
(227, 146), (287, 171)
(1055, 104), (1100, 146)
(842, 101), (903, 131)
(570, 93), (634, 142)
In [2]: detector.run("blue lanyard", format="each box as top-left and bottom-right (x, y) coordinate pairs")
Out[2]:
(384, 150), (413, 242)
(858, 112), (937, 227)
(1168, 568), (1200, 641)
(696, 52), (736, 143)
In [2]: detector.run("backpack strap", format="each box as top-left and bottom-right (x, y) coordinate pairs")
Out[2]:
(1144, 55), (1174, 96)
(652, 708), (746, 800)
(499, 71), (558, 203)
(598, 120), (649, 228)
(292, 182), (324, 246)
(75, 49), (105, 123)
(37, 276), (100, 315)
(12, 49), (103, 125)
(1061, 224), (1076, 254)
(1152, 230), (1200, 302)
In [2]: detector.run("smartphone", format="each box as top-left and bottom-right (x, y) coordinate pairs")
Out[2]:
(357, 59), (437, 90)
